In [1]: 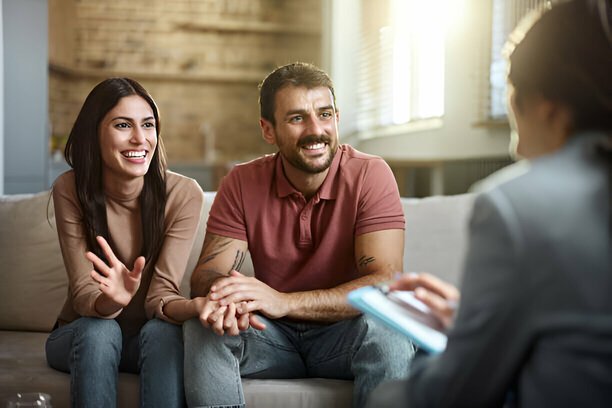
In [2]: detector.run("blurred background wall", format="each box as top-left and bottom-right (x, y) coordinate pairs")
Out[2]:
(2, 0), (550, 196)
(47, 0), (323, 190)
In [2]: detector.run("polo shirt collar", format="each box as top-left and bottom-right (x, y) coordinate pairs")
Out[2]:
(274, 145), (342, 200)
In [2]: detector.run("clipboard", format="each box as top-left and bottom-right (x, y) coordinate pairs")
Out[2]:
(348, 286), (448, 354)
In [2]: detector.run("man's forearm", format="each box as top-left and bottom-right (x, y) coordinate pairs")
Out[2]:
(284, 271), (391, 321)
(190, 268), (226, 297)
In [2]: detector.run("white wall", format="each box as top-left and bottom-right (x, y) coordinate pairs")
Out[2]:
(329, 0), (511, 161)
(3, 0), (48, 194)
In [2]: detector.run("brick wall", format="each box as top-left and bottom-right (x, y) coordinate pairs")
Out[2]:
(49, 0), (322, 165)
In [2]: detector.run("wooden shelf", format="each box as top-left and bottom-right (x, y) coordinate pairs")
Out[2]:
(175, 21), (321, 36)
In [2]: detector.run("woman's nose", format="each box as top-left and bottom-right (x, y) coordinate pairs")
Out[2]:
(130, 127), (146, 144)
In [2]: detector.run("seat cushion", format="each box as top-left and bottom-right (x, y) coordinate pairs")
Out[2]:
(0, 330), (353, 407)
(0, 330), (139, 407)
(402, 194), (475, 286)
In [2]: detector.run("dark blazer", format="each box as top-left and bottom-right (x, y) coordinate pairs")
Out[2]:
(369, 132), (612, 407)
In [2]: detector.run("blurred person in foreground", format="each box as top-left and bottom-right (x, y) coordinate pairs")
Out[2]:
(367, 0), (612, 406)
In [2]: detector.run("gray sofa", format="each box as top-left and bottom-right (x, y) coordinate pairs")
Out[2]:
(0, 189), (475, 407)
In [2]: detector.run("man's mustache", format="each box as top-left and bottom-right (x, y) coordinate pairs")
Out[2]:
(298, 135), (332, 147)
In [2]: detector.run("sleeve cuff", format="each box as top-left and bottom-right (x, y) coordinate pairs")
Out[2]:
(152, 296), (185, 324)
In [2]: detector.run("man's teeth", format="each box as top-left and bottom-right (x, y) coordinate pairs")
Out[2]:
(123, 151), (146, 158)
(303, 143), (325, 150)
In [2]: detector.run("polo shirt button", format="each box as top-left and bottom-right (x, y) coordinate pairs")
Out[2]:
(301, 214), (307, 220)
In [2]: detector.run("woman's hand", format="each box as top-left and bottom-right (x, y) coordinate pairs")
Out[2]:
(86, 235), (144, 308)
(191, 294), (266, 336)
(389, 272), (460, 330)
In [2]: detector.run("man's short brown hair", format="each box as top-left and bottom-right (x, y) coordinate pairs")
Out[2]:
(258, 62), (336, 126)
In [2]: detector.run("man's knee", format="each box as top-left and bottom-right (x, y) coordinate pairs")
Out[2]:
(356, 315), (416, 368)
(365, 316), (414, 351)
(184, 318), (242, 356)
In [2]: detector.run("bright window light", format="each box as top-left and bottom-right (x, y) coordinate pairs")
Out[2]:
(356, 0), (449, 133)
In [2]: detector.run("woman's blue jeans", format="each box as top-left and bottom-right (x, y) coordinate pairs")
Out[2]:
(45, 317), (185, 408)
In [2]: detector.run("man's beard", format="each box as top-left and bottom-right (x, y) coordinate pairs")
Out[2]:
(282, 135), (337, 174)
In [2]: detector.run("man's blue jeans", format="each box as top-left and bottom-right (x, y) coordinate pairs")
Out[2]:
(184, 315), (415, 408)
(45, 317), (184, 408)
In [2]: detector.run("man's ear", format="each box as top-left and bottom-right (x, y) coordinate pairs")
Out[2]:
(260, 118), (276, 145)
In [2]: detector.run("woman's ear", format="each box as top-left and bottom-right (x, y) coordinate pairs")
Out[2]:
(260, 118), (276, 145)
(537, 97), (573, 133)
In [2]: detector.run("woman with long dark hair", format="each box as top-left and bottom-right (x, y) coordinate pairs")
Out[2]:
(46, 78), (204, 407)
(367, 0), (612, 406)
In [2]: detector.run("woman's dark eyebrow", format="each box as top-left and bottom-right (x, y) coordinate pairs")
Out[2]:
(111, 116), (155, 122)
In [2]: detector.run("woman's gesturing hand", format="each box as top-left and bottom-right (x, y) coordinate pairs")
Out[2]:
(86, 235), (144, 307)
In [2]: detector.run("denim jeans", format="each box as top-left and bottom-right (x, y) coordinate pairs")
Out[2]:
(45, 317), (185, 408)
(183, 315), (415, 408)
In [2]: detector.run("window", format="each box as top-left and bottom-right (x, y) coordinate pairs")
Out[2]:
(355, 0), (447, 136)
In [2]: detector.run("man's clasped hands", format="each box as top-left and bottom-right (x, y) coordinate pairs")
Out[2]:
(197, 270), (293, 335)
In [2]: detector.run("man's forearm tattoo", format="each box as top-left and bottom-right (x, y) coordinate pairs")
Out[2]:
(230, 250), (246, 273)
(358, 255), (376, 268)
(198, 235), (232, 265)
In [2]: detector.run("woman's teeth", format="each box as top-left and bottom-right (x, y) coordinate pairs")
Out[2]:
(123, 151), (146, 158)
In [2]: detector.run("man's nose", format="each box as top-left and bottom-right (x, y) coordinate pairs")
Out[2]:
(305, 113), (324, 135)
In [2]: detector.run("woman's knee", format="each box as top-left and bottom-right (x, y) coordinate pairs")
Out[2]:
(139, 319), (183, 360)
(141, 318), (182, 342)
(70, 318), (122, 368)
(76, 317), (121, 346)
(46, 318), (121, 371)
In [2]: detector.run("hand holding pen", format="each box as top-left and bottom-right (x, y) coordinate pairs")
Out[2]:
(388, 272), (460, 330)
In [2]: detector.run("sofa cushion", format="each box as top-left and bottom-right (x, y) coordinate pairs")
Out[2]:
(402, 194), (475, 286)
(0, 192), (66, 332)
(0, 330), (352, 408)
(0, 330), (138, 407)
